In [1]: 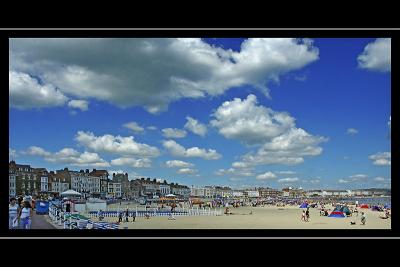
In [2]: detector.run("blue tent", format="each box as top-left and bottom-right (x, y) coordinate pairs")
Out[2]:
(299, 203), (308, 208)
(328, 211), (345, 218)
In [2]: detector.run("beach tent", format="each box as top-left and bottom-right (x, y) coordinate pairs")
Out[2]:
(384, 204), (391, 209)
(328, 211), (345, 218)
(340, 206), (352, 216)
(299, 203), (308, 208)
(360, 204), (369, 209)
(371, 205), (383, 212)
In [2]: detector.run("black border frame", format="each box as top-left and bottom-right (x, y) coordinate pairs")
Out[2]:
(2, 28), (397, 238)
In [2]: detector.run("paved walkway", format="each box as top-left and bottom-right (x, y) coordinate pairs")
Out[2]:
(31, 213), (56, 229)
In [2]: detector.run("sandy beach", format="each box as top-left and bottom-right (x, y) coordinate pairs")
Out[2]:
(86, 204), (391, 229)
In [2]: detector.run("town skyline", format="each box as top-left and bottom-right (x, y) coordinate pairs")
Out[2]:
(9, 38), (391, 190)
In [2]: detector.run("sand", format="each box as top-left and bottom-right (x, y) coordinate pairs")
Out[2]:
(87, 204), (391, 229)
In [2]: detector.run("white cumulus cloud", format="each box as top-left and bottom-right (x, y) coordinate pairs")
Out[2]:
(256, 171), (277, 180)
(123, 122), (145, 133)
(75, 131), (160, 158)
(165, 160), (194, 168)
(278, 177), (299, 183)
(162, 139), (221, 160)
(357, 38), (391, 72)
(184, 116), (207, 137)
(67, 99), (89, 111)
(162, 128), (187, 139)
(347, 128), (358, 135)
(369, 152), (391, 166)
(9, 71), (69, 109)
(110, 157), (151, 168)
(177, 168), (197, 174)
(10, 38), (319, 113)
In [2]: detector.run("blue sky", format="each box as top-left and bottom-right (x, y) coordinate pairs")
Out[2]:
(9, 38), (391, 189)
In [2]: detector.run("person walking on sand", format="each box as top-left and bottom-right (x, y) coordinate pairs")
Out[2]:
(125, 208), (129, 222)
(132, 211), (136, 222)
(361, 212), (366, 225)
(118, 211), (123, 223)
(301, 210), (306, 222)
(306, 207), (310, 222)
(9, 197), (19, 229)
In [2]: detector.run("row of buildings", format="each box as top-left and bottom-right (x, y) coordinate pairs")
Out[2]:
(9, 161), (391, 200)
(8, 161), (191, 199)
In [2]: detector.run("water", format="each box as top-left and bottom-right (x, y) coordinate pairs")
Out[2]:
(339, 197), (391, 206)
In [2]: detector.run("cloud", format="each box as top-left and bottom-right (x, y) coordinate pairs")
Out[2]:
(123, 122), (145, 133)
(357, 38), (391, 72)
(177, 168), (197, 174)
(256, 171), (277, 180)
(67, 99), (89, 111)
(388, 116), (391, 129)
(184, 116), (207, 137)
(147, 126), (157, 130)
(215, 168), (254, 177)
(25, 146), (110, 167)
(10, 38), (319, 113)
(210, 94), (295, 145)
(347, 128), (358, 135)
(165, 160), (194, 168)
(238, 128), (327, 167)
(9, 148), (18, 159)
(75, 131), (160, 158)
(338, 174), (368, 184)
(162, 128), (187, 138)
(22, 146), (51, 157)
(9, 71), (69, 109)
(110, 157), (151, 168)
(162, 139), (221, 160)
(369, 152), (391, 166)
(278, 177), (299, 183)
(373, 177), (386, 182)
(211, 94), (327, 167)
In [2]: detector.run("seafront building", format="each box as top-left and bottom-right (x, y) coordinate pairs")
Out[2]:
(8, 161), (391, 200)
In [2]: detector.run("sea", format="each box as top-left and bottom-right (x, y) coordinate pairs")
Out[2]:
(339, 197), (391, 206)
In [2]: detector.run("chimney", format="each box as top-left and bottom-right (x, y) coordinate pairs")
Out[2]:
(85, 169), (89, 173)
(64, 167), (69, 171)
(80, 170), (84, 173)
(93, 169), (97, 172)
(113, 173), (115, 178)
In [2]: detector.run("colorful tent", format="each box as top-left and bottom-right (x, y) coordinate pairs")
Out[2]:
(340, 206), (352, 216)
(328, 211), (345, 218)
(371, 205), (383, 212)
(360, 204), (369, 209)
(299, 203), (308, 208)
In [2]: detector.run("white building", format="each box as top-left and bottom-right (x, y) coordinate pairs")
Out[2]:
(40, 176), (49, 192)
(232, 190), (244, 197)
(159, 184), (171, 196)
(71, 171), (101, 198)
(190, 186), (205, 197)
(108, 182), (122, 198)
(9, 173), (16, 197)
(246, 190), (260, 198)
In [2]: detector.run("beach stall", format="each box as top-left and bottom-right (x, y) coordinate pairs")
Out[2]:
(360, 204), (369, 209)
(328, 210), (345, 218)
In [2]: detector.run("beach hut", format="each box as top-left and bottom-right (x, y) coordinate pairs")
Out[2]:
(360, 204), (369, 209)
(299, 203), (308, 208)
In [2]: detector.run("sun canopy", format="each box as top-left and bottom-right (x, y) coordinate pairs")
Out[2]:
(60, 190), (82, 197)
(299, 203), (308, 208)
(165, 194), (176, 197)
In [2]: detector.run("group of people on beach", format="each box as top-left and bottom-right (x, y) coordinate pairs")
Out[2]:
(301, 208), (310, 222)
(9, 197), (34, 229)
